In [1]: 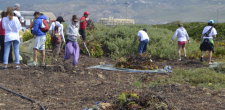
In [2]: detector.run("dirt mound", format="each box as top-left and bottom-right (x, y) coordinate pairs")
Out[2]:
(111, 91), (173, 110)
(115, 54), (158, 70)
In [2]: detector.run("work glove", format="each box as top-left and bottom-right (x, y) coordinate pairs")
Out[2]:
(171, 39), (173, 43)
(86, 18), (89, 21)
(188, 40), (190, 43)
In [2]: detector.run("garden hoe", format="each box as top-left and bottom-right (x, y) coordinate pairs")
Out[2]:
(80, 36), (91, 57)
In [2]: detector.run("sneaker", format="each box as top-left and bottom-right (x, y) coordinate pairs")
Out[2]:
(28, 62), (36, 66)
(209, 62), (213, 65)
(178, 58), (181, 61)
(41, 63), (45, 66)
(40, 62), (45, 66)
(16, 66), (20, 69)
(2, 66), (7, 70)
(183, 56), (187, 59)
(200, 57), (203, 62)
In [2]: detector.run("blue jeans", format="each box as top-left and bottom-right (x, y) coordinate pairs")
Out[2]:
(139, 39), (149, 54)
(3, 40), (20, 64)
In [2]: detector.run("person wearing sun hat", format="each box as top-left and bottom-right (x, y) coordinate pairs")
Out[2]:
(200, 20), (217, 65)
(79, 11), (90, 43)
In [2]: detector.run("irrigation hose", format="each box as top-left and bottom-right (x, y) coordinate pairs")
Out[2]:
(0, 86), (45, 110)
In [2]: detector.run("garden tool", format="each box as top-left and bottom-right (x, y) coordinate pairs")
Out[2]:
(80, 36), (91, 57)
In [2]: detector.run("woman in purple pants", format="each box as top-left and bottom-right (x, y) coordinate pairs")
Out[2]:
(64, 15), (81, 65)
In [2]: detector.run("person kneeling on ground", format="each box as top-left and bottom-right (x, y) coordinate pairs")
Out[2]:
(171, 23), (190, 61)
(49, 16), (66, 61)
(28, 12), (47, 66)
(200, 20), (217, 65)
(2, 7), (21, 70)
(137, 28), (149, 54)
(63, 15), (81, 66)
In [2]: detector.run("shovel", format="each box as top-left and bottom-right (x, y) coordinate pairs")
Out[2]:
(80, 36), (91, 57)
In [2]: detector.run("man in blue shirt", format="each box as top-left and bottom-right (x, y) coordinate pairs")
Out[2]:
(28, 12), (47, 66)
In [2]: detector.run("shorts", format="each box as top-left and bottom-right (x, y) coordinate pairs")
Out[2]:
(178, 41), (186, 46)
(33, 36), (46, 50)
(79, 29), (86, 41)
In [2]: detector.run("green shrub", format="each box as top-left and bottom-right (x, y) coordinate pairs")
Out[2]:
(93, 24), (199, 59)
(151, 67), (225, 89)
(78, 34), (103, 58)
(154, 22), (225, 41)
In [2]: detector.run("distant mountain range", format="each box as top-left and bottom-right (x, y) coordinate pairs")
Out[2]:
(1, 0), (225, 24)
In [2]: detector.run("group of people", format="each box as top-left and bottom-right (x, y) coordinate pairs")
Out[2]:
(0, 3), (217, 70)
(0, 3), (90, 69)
(28, 11), (90, 66)
(137, 20), (217, 65)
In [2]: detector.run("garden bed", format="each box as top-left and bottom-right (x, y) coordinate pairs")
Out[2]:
(0, 50), (224, 110)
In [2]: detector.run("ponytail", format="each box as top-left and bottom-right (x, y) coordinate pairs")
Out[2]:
(6, 7), (14, 21)
(72, 15), (78, 21)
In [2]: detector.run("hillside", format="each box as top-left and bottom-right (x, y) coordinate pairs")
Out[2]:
(1, 0), (225, 24)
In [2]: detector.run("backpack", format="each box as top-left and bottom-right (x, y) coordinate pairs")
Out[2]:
(51, 22), (59, 39)
(40, 19), (49, 33)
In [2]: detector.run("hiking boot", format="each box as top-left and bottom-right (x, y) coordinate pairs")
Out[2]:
(28, 62), (36, 66)
(200, 57), (203, 62)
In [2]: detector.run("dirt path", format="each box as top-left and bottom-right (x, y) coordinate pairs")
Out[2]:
(0, 52), (224, 110)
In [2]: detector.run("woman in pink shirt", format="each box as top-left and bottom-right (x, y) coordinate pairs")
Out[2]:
(0, 11), (13, 63)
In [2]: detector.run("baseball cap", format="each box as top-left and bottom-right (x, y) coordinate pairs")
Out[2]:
(209, 20), (214, 24)
(14, 3), (20, 9)
(84, 11), (90, 15)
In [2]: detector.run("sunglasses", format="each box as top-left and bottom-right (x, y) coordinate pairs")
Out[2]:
(74, 20), (78, 22)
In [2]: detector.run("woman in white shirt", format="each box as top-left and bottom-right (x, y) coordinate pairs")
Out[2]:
(49, 16), (65, 61)
(171, 23), (190, 61)
(200, 20), (217, 65)
(2, 7), (21, 70)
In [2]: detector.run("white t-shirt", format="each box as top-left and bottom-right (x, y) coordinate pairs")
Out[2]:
(49, 21), (65, 43)
(2, 16), (21, 42)
(202, 26), (217, 39)
(14, 11), (21, 20)
(137, 30), (149, 41)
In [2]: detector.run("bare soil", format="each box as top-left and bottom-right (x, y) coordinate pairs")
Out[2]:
(0, 51), (224, 110)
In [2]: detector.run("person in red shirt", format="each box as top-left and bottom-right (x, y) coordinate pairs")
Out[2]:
(0, 11), (13, 63)
(79, 11), (90, 43)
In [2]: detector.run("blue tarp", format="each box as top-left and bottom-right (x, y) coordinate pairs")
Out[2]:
(88, 64), (172, 73)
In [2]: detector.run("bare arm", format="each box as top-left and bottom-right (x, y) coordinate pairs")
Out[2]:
(138, 36), (141, 41)
(80, 19), (86, 23)
(213, 35), (216, 40)
(200, 34), (204, 42)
